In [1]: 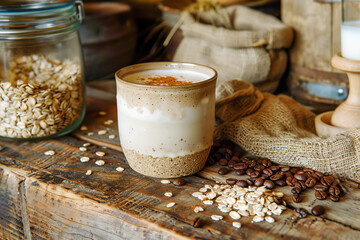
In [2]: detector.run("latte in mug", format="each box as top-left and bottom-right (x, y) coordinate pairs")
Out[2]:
(116, 62), (217, 178)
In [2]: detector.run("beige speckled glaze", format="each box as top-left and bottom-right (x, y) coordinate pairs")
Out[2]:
(116, 62), (217, 178)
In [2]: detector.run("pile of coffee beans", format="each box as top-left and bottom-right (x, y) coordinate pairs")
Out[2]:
(207, 141), (344, 204)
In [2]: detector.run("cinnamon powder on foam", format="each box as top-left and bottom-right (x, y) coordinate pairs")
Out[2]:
(140, 76), (192, 86)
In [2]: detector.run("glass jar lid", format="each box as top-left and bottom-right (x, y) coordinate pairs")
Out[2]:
(0, 0), (84, 40)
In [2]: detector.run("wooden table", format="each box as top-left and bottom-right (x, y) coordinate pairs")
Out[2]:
(1, 83), (360, 240)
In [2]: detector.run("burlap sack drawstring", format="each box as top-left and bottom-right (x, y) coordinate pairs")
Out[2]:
(215, 80), (360, 181)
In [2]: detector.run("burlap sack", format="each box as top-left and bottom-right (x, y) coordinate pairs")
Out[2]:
(215, 80), (360, 182)
(171, 5), (293, 92)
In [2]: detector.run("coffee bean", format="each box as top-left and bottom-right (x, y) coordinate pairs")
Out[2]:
(294, 182), (301, 189)
(291, 187), (302, 194)
(218, 147), (232, 155)
(223, 152), (232, 161)
(296, 170), (305, 175)
(303, 168), (314, 173)
(246, 178), (254, 186)
(274, 196), (283, 205)
(286, 176), (294, 186)
(227, 160), (236, 168)
(315, 171), (324, 178)
(255, 178), (264, 187)
(226, 178), (237, 186)
(314, 184), (328, 191)
(294, 173), (307, 181)
(233, 163), (247, 170)
(329, 185), (341, 196)
(275, 180), (286, 186)
(259, 174), (269, 180)
(299, 181), (307, 191)
(231, 156), (240, 162)
(281, 166), (290, 172)
(250, 171), (260, 178)
(330, 195), (340, 202)
(290, 168), (299, 174)
(321, 176), (335, 186)
(310, 173), (320, 181)
(173, 178), (186, 186)
(254, 164), (265, 172)
(246, 169), (254, 176)
(219, 158), (228, 166)
(315, 190), (327, 200)
(236, 180), (249, 188)
(218, 168), (230, 175)
(292, 193), (301, 203)
(261, 159), (272, 168)
(311, 205), (325, 216)
(249, 160), (257, 168)
(284, 172), (293, 179)
(305, 177), (317, 188)
(270, 165), (280, 171)
(264, 180), (275, 189)
(296, 208), (308, 218)
(270, 173), (283, 181)
(263, 168), (273, 176)
(235, 169), (245, 175)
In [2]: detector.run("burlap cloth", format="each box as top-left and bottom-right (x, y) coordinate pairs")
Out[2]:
(215, 80), (360, 182)
(171, 5), (293, 92)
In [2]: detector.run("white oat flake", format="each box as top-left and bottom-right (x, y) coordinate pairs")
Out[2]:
(164, 192), (173, 197)
(211, 215), (223, 221)
(98, 130), (107, 135)
(83, 142), (91, 147)
(80, 156), (90, 162)
(116, 167), (124, 172)
(85, 170), (92, 175)
(44, 150), (55, 156)
(108, 134), (116, 139)
(95, 151), (105, 157)
(166, 202), (176, 208)
(95, 160), (105, 166)
(232, 222), (241, 229)
(98, 111), (107, 116)
(79, 147), (87, 152)
(80, 125), (88, 131)
(161, 180), (171, 184)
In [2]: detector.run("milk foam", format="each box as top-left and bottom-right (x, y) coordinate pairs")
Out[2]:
(123, 69), (211, 84)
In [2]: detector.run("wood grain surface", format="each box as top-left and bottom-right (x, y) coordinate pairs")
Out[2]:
(0, 83), (360, 239)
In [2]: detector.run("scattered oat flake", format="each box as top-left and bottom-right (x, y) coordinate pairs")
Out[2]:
(108, 134), (116, 139)
(164, 192), (173, 197)
(167, 202), (176, 208)
(203, 200), (213, 205)
(83, 142), (91, 147)
(95, 151), (105, 157)
(265, 216), (275, 223)
(99, 111), (107, 116)
(87, 132), (94, 136)
(80, 157), (90, 162)
(161, 180), (171, 184)
(116, 167), (124, 172)
(104, 119), (114, 125)
(44, 150), (55, 156)
(193, 206), (204, 213)
(80, 125), (88, 131)
(79, 147), (87, 152)
(233, 222), (241, 229)
(95, 160), (105, 166)
(98, 130), (107, 135)
(211, 215), (223, 221)
(85, 170), (92, 175)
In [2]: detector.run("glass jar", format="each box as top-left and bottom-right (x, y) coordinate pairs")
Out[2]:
(0, 0), (86, 140)
(341, 0), (360, 61)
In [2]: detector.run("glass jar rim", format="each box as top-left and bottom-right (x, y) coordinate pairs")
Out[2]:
(0, 0), (84, 40)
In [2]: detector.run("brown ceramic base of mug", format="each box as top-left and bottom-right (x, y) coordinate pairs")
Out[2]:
(123, 147), (211, 178)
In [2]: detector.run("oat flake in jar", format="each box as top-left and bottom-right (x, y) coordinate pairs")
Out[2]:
(0, 0), (86, 139)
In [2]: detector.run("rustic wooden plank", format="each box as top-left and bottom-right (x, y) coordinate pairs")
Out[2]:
(0, 167), (26, 240)
(198, 164), (360, 231)
(1, 135), (360, 239)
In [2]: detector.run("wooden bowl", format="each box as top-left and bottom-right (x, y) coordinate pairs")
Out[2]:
(315, 111), (349, 137)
